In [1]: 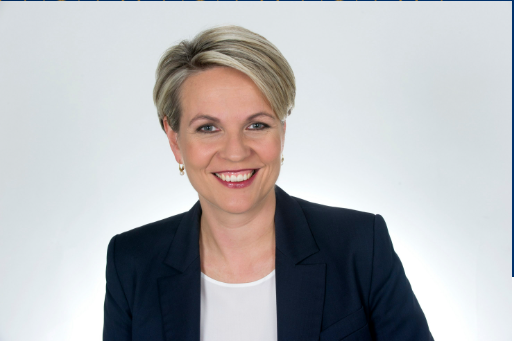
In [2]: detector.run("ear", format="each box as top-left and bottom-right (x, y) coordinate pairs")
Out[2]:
(163, 117), (184, 165)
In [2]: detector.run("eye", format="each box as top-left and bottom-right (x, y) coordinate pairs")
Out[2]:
(247, 123), (269, 130)
(197, 125), (220, 133)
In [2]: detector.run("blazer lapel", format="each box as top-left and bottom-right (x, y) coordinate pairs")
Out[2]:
(275, 186), (327, 340)
(158, 202), (202, 341)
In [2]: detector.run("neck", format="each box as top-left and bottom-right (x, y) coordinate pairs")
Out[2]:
(198, 188), (276, 282)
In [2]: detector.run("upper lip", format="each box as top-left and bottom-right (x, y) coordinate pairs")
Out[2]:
(212, 168), (258, 174)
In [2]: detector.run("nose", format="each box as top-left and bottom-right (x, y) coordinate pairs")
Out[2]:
(218, 131), (251, 162)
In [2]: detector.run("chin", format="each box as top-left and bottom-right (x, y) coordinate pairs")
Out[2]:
(195, 176), (276, 214)
(215, 195), (257, 214)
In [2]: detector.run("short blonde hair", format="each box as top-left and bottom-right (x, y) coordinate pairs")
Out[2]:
(153, 25), (296, 132)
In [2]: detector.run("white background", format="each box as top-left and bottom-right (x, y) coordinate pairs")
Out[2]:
(0, 2), (511, 340)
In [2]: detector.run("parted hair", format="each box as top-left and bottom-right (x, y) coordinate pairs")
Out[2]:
(153, 25), (296, 132)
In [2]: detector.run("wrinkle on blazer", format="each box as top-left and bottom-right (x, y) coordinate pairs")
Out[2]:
(103, 185), (433, 341)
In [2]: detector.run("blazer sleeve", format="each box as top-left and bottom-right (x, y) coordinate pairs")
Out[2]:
(368, 215), (433, 340)
(103, 235), (132, 340)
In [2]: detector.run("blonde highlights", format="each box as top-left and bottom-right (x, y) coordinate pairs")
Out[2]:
(153, 25), (296, 132)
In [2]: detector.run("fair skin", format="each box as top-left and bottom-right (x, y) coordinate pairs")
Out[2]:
(163, 66), (286, 283)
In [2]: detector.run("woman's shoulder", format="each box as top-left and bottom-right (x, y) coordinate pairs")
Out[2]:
(292, 195), (377, 231)
(290, 195), (384, 255)
(108, 211), (187, 261)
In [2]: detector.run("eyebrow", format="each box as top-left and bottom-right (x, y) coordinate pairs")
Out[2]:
(188, 114), (220, 127)
(188, 112), (275, 127)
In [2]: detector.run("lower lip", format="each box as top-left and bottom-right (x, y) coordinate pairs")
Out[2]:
(213, 169), (259, 189)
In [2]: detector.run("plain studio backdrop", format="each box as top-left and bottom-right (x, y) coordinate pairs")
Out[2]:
(0, 2), (511, 341)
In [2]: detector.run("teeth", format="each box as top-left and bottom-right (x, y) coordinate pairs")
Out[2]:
(215, 170), (255, 182)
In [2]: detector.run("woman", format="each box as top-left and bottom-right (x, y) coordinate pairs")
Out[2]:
(103, 25), (433, 341)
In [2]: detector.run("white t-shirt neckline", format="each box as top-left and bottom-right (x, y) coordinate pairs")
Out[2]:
(200, 269), (278, 340)
(200, 270), (275, 288)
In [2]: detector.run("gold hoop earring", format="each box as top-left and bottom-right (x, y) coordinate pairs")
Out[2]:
(178, 164), (185, 176)
(281, 154), (284, 165)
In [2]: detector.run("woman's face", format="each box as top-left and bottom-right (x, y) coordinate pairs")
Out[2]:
(164, 67), (286, 214)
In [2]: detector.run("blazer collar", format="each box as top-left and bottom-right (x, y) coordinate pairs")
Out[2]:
(274, 185), (320, 264)
(159, 185), (325, 340)
(163, 200), (201, 273)
(163, 185), (320, 270)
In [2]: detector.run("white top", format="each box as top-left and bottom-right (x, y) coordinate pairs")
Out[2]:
(200, 270), (278, 341)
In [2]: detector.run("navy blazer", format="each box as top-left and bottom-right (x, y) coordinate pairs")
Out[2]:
(103, 185), (433, 340)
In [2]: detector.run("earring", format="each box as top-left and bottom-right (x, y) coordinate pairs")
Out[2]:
(178, 164), (185, 176)
(281, 154), (284, 165)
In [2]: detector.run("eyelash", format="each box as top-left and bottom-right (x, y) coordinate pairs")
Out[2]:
(197, 123), (270, 133)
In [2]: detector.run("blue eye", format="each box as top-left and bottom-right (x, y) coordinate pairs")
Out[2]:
(248, 123), (269, 130)
(198, 125), (219, 133)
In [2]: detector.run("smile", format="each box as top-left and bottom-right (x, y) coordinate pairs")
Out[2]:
(214, 169), (255, 182)
(212, 169), (259, 189)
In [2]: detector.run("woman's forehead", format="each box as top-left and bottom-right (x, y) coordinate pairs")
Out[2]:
(180, 68), (275, 123)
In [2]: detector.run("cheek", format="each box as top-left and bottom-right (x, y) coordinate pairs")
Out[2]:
(255, 138), (282, 164)
(180, 139), (216, 169)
